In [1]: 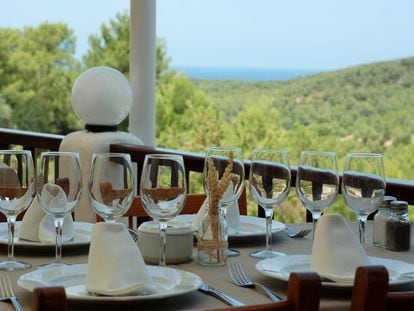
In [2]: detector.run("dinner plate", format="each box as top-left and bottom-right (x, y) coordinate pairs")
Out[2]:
(0, 221), (92, 250)
(174, 214), (285, 240)
(18, 264), (203, 302)
(256, 254), (414, 289)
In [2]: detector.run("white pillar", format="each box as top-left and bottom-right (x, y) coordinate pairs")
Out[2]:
(129, 0), (156, 146)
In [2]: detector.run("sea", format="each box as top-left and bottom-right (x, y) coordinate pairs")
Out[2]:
(172, 66), (321, 81)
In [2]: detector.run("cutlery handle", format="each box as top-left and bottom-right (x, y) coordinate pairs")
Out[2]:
(255, 283), (283, 301)
(10, 297), (24, 311)
(209, 288), (245, 307)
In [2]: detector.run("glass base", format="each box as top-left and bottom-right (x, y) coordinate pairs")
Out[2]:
(226, 249), (240, 257)
(37, 262), (69, 270)
(373, 241), (385, 248)
(249, 249), (286, 259)
(0, 260), (31, 271)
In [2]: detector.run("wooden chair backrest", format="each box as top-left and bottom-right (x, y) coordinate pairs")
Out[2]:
(0, 186), (30, 222)
(351, 265), (414, 311)
(0, 186), (28, 199)
(31, 287), (67, 311)
(209, 271), (321, 311)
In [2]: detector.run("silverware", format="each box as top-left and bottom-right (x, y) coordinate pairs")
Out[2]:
(228, 263), (283, 301)
(199, 282), (244, 306)
(286, 226), (311, 238)
(128, 228), (139, 242)
(227, 249), (240, 257)
(0, 275), (24, 311)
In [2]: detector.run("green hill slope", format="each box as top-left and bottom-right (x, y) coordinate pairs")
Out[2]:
(190, 57), (414, 221)
(193, 57), (414, 180)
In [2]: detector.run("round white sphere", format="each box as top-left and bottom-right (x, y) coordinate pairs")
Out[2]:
(71, 66), (132, 126)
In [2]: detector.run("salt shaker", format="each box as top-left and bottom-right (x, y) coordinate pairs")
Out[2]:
(373, 196), (396, 248)
(385, 201), (411, 251)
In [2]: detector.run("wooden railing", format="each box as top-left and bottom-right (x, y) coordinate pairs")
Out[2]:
(1, 128), (414, 222)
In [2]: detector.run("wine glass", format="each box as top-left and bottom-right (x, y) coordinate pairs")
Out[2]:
(0, 150), (35, 271)
(88, 153), (134, 222)
(342, 152), (385, 245)
(140, 154), (187, 266)
(204, 147), (245, 211)
(37, 152), (82, 267)
(296, 151), (339, 238)
(203, 146), (245, 256)
(249, 149), (290, 258)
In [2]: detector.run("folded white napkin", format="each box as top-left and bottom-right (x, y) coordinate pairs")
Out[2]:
(311, 214), (370, 282)
(86, 222), (156, 296)
(19, 183), (74, 243)
(192, 184), (240, 234)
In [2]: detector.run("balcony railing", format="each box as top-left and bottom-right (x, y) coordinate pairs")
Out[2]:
(1, 128), (414, 223)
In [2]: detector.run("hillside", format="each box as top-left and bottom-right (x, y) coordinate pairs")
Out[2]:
(192, 57), (414, 180)
(189, 58), (414, 221)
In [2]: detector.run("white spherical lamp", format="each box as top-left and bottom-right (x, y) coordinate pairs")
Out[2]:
(71, 66), (132, 127)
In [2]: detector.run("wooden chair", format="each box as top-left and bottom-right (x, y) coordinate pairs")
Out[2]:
(351, 265), (414, 311)
(31, 287), (67, 311)
(29, 272), (320, 311)
(209, 272), (321, 311)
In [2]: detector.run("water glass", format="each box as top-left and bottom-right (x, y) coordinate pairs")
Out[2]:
(37, 152), (82, 266)
(204, 146), (245, 207)
(204, 146), (244, 257)
(0, 150), (35, 271)
(249, 149), (290, 258)
(296, 151), (339, 238)
(342, 152), (385, 245)
(140, 154), (187, 266)
(88, 153), (134, 222)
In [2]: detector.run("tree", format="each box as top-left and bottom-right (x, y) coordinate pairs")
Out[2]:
(83, 12), (218, 151)
(83, 12), (172, 82)
(0, 95), (13, 128)
(0, 23), (81, 134)
(156, 76), (223, 151)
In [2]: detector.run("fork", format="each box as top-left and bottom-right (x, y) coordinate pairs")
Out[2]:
(0, 275), (24, 311)
(285, 226), (311, 238)
(128, 228), (139, 242)
(228, 263), (283, 301)
(199, 282), (245, 306)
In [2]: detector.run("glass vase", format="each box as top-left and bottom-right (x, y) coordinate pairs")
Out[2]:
(197, 203), (228, 266)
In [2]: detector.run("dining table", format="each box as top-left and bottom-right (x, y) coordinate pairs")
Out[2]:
(1, 220), (413, 311)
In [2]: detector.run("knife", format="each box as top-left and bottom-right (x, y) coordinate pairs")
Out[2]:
(199, 282), (245, 306)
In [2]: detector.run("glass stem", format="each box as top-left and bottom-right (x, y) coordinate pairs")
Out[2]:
(358, 217), (367, 245)
(312, 212), (322, 241)
(264, 208), (274, 251)
(220, 201), (231, 219)
(54, 217), (64, 264)
(159, 221), (168, 267)
(219, 201), (231, 246)
(7, 216), (16, 261)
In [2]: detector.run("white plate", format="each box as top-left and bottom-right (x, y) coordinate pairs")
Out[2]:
(175, 214), (285, 240)
(18, 264), (203, 302)
(0, 222), (92, 250)
(256, 254), (414, 289)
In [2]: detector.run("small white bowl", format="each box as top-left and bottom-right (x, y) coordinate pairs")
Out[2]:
(137, 220), (194, 264)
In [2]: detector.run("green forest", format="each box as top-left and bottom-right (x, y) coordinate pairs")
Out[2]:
(1, 13), (413, 222)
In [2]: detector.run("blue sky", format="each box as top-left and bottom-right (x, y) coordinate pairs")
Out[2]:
(0, 0), (413, 70)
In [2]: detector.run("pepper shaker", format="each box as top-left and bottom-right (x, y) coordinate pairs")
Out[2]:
(385, 201), (411, 251)
(373, 196), (396, 248)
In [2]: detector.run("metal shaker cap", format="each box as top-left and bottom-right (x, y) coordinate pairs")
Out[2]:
(390, 200), (408, 211)
(379, 196), (396, 208)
